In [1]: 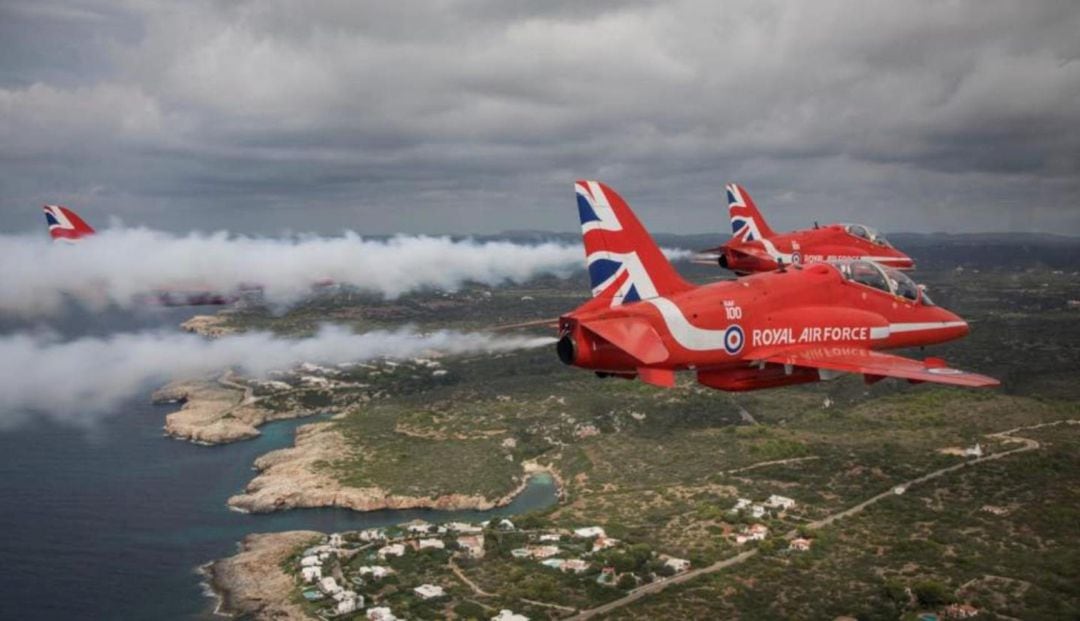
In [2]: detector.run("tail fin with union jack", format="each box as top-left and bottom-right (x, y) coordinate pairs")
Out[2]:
(43, 205), (96, 242)
(726, 183), (776, 243)
(575, 180), (692, 307)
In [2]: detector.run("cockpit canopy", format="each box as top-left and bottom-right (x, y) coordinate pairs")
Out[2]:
(842, 223), (892, 247)
(831, 260), (930, 304)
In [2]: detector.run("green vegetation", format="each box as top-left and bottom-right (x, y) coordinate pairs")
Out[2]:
(224, 258), (1079, 619)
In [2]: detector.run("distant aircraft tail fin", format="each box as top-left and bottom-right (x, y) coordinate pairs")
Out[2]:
(575, 180), (693, 306)
(43, 205), (95, 242)
(726, 183), (776, 243)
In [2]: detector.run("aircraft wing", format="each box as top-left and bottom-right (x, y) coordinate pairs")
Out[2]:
(762, 346), (999, 388)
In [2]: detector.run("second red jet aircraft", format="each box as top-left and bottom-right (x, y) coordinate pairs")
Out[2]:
(700, 183), (915, 274)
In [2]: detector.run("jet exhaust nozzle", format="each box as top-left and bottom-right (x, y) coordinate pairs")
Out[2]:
(718, 254), (729, 269)
(556, 335), (576, 365)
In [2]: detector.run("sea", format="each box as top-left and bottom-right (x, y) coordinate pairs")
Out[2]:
(0, 306), (558, 620)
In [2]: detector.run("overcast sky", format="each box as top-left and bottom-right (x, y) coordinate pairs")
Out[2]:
(1, 0), (1077, 236)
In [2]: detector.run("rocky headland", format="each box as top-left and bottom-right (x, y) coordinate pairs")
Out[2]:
(205, 530), (320, 620)
(227, 420), (534, 514)
(180, 313), (236, 338)
(153, 373), (313, 445)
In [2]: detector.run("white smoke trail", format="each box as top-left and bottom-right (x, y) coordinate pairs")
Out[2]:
(0, 229), (578, 315)
(0, 228), (692, 317)
(0, 325), (555, 427)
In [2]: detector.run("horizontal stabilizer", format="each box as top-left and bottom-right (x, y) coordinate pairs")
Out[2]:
(764, 347), (999, 388)
(581, 317), (669, 365)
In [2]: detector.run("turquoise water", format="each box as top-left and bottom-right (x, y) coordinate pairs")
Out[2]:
(0, 307), (558, 620)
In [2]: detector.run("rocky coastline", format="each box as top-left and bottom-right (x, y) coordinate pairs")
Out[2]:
(153, 375), (318, 445)
(227, 420), (540, 514)
(180, 314), (236, 338)
(204, 530), (320, 620)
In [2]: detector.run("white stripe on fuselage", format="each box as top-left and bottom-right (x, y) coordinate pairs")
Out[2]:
(641, 298), (963, 352)
(644, 297), (731, 351)
(887, 321), (967, 333)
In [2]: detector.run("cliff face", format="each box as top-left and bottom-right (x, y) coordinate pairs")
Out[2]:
(228, 421), (524, 513)
(208, 530), (321, 620)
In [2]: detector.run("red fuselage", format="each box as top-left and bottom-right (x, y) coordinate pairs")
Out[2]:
(559, 262), (964, 390)
(713, 224), (914, 273)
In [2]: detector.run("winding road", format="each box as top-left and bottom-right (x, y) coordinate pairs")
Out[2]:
(565, 419), (1077, 620)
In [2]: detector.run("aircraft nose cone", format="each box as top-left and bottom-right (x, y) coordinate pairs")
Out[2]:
(944, 310), (969, 338)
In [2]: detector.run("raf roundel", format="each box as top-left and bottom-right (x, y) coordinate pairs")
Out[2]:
(790, 251), (802, 265)
(723, 325), (744, 355)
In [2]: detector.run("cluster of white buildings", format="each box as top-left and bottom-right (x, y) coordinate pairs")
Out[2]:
(507, 525), (621, 575)
(731, 494), (797, 518)
(317, 576), (363, 616)
(295, 520), (507, 620)
(297, 533), (366, 616)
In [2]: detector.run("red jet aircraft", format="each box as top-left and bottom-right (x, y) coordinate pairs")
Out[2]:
(698, 184), (915, 274)
(42, 204), (259, 306)
(556, 181), (997, 391)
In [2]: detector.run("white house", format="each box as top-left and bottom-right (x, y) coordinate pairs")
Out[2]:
(457, 535), (485, 558)
(529, 545), (560, 559)
(733, 498), (753, 511)
(300, 555), (321, 567)
(492, 610), (529, 621)
(574, 526), (606, 538)
(358, 565), (394, 579)
(419, 538), (446, 550)
(336, 597), (359, 615)
(496, 519), (516, 531)
(378, 543), (406, 559)
(766, 495), (796, 510)
(662, 556), (691, 573)
(329, 533), (345, 548)
(447, 522), (483, 534)
(414, 584), (446, 600)
(358, 528), (386, 542)
(538, 533), (561, 542)
(301, 566), (322, 582)
(404, 520), (433, 534)
(964, 443), (983, 458)
(749, 504), (766, 519)
(367, 607), (400, 621)
(319, 576), (342, 595)
(561, 559), (590, 574)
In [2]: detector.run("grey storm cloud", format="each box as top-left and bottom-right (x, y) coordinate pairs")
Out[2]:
(0, 0), (1077, 236)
